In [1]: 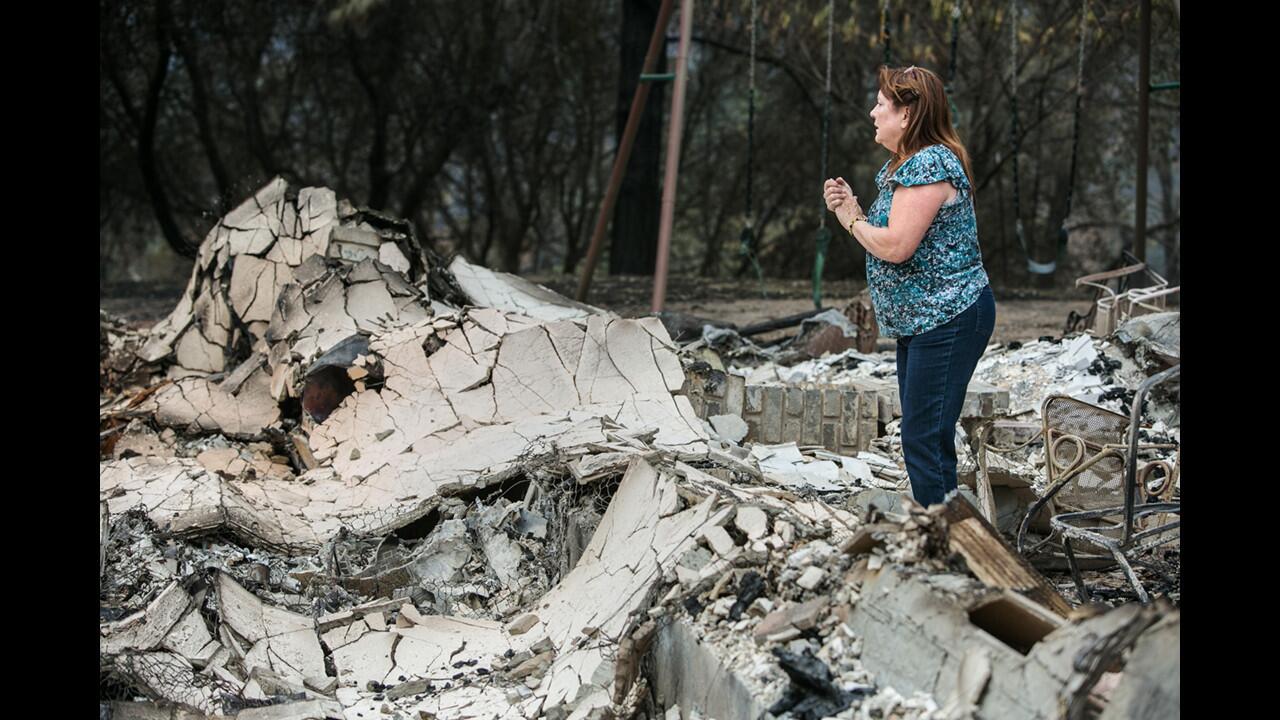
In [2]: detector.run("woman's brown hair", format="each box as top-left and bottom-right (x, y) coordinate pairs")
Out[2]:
(877, 65), (973, 188)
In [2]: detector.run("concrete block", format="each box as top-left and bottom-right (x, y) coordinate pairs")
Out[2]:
(845, 565), (1162, 720)
(651, 620), (776, 720)
(802, 389), (823, 445)
(858, 389), (878, 451)
(821, 421), (837, 452)
(823, 389), (841, 417)
(760, 387), (784, 443)
(782, 414), (803, 445)
(842, 392), (860, 447)
(784, 387), (804, 416)
(725, 374), (746, 417)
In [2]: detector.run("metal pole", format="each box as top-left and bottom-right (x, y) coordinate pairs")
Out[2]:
(651, 0), (694, 313)
(1135, 0), (1150, 263)
(575, 0), (676, 303)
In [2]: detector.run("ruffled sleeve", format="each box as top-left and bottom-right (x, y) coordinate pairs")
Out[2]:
(890, 145), (970, 192)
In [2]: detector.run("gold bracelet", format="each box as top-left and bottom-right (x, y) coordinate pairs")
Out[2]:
(848, 214), (866, 235)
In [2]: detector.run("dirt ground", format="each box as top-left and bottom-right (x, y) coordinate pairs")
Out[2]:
(101, 274), (1095, 347)
(533, 274), (1094, 348)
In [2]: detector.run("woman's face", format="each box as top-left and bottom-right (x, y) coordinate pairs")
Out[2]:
(870, 90), (908, 153)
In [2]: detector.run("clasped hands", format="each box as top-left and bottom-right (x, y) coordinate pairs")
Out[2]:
(823, 177), (865, 232)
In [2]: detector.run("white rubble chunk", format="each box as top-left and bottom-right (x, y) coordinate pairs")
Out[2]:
(507, 613), (540, 636)
(752, 443), (844, 492)
(389, 616), (523, 682)
(152, 366), (281, 438)
(230, 256), (290, 323)
(702, 525), (737, 556)
(161, 608), (219, 665)
(450, 255), (603, 322)
(216, 573), (325, 684)
(797, 566), (826, 590)
(100, 458), (225, 537)
(100, 582), (193, 656)
(533, 458), (723, 710)
(346, 278), (398, 332)
(378, 241), (411, 273)
(236, 699), (347, 720)
(709, 413), (749, 443)
(331, 630), (395, 687)
(734, 506), (770, 540)
(493, 325), (581, 419)
(174, 327), (226, 373)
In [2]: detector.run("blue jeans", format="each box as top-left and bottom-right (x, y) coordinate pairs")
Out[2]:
(895, 286), (996, 507)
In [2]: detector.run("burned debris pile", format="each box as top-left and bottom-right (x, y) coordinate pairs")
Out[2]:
(101, 181), (1178, 720)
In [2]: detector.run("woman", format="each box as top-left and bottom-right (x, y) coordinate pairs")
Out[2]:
(823, 65), (995, 507)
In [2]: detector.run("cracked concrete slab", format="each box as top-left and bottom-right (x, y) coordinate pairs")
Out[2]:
(102, 181), (1180, 720)
(449, 256), (603, 322)
(142, 179), (431, 381)
(326, 614), (534, 692)
(151, 364), (281, 438)
(101, 582), (199, 657)
(217, 572), (325, 685)
(532, 457), (725, 713)
(100, 456), (350, 549)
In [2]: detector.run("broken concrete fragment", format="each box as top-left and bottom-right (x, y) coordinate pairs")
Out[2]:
(534, 458), (725, 712)
(152, 366), (281, 438)
(303, 675), (338, 694)
(702, 525), (737, 556)
(143, 180), (327, 370)
(841, 564), (1164, 719)
(330, 630), (395, 687)
(752, 443), (845, 492)
(216, 572), (325, 684)
(101, 582), (196, 656)
(1099, 612), (1179, 720)
(397, 603), (427, 627)
(708, 413), (748, 443)
(753, 597), (828, 642)
(651, 619), (776, 720)
(450, 256), (604, 322)
(161, 607), (219, 666)
(507, 613), (540, 636)
(568, 451), (640, 484)
(796, 566), (826, 591)
(734, 506), (769, 540)
(508, 649), (556, 680)
(236, 699), (346, 720)
(389, 615), (521, 683)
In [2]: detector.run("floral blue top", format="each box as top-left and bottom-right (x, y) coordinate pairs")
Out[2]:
(864, 144), (990, 337)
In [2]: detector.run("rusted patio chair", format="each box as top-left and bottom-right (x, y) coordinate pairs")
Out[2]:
(1016, 366), (1180, 603)
(1119, 284), (1180, 323)
(1065, 251), (1168, 336)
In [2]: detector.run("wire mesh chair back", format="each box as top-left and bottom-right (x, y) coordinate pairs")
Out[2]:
(1042, 395), (1131, 512)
